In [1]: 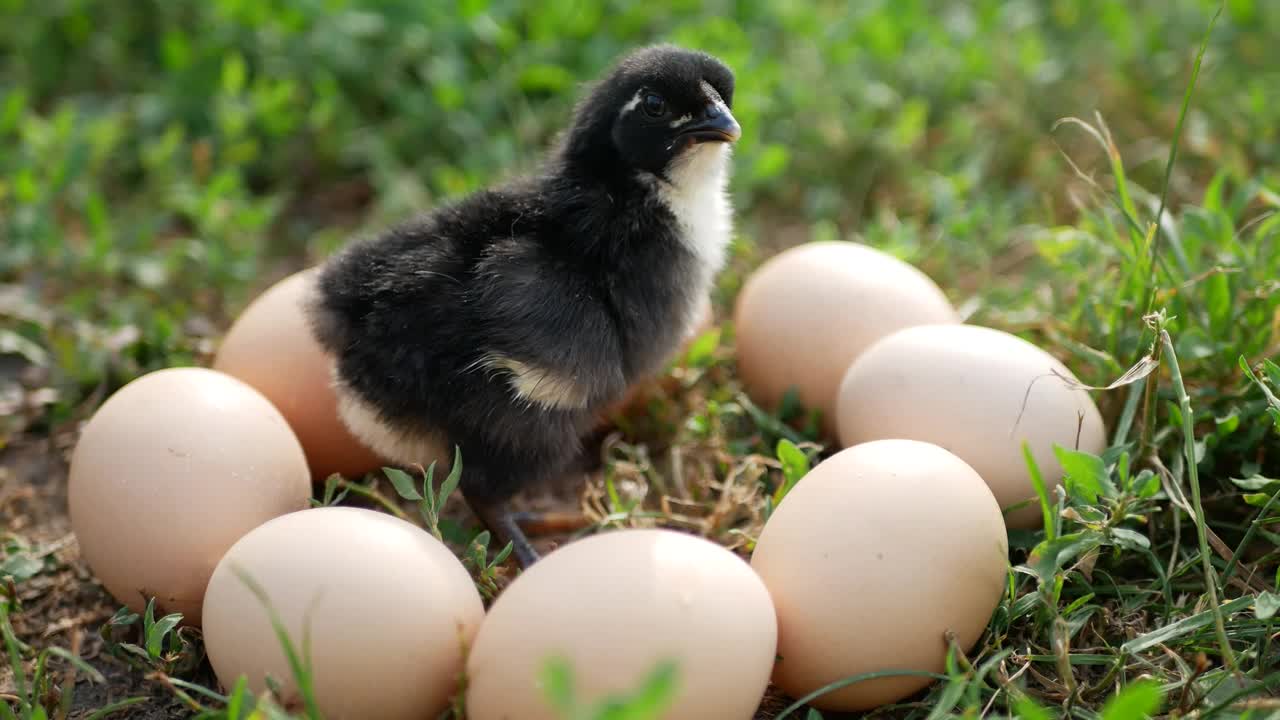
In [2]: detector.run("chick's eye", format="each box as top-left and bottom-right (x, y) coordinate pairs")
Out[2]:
(641, 93), (666, 117)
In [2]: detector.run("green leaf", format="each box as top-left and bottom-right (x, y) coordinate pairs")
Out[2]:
(1013, 696), (1053, 720)
(1264, 359), (1280, 388)
(518, 63), (575, 93)
(1099, 679), (1164, 720)
(594, 660), (679, 720)
(105, 605), (139, 628)
(1135, 470), (1160, 498)
(141, 597), (156, 640)
(1053, 445), (1115, 502)
(221, 53), (247, 95)
(383, 467), (423, 501)
(1028, 531), (1105, 582)
(117, 642), (151, 660)
(469, 531), (491, 567)
(1023, 442), (1056, 540)
(1255, 592), (1280, 620)
(923, 675), (967, 720)
(1109, 527), (1150, 551)
(492, 541), (514, 567)
(1243, 493), (1272, 507)
(0, 87), (27, 135)
(751, 144), (791, 182)
(146, 613), (184, 659)
(1204, 272), (1231, 333)
(437, 446), (464, 509)
(682, 328), (721, 368)
(1231, 475), (1279, 491)
(539, 656), (576, 713)
(318, 474), (343, 505)
(423, 461), (438, 512)
(772, 438), (810, 504)
(0, 553), (44, 582)
(225, 675), (251, 720)
(805, 710), (825, 720)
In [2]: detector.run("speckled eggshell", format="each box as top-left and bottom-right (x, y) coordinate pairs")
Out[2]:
(213, 268), (386, 481)
(202, 507), (484, 720)
(465, 528), (777, 720)
(751, 439), (1009, 712)
(835, 323), (1107, 528)
(733, 241), (959, 437)
(68, 367), (311, 625)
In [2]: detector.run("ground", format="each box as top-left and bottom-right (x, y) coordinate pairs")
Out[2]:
(4, 1), (1280, 718)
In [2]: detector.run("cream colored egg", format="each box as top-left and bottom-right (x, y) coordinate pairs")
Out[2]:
(202, 507), (484, 720)
(68, 367), (311, 625)
(835, 324), (1107, 528)
(733, 241), (959, 436)
(214, 268), (386, 481)
(466, 528), (776, 720)
(751, 439), (1008, 712)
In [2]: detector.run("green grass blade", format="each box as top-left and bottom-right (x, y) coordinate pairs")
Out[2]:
(1144, 1), (1225, 314)
(230, 567), (322, 720)
(41, 647), (105, 684)
(165, 677), (229, 705)
(1022, 442), (1056, 541)
(1099, 679), (1164, 720)
(0, 602), (28, 703)
(1221, 484), (1280, 586)
(225, 675), (250, 720)
(83, 697), (149, 720)
(1159, 329), (1236, 671)
(539, 656), (576, 714)
(774, 670), (949, 719)
(1120, 595), (1253, 654)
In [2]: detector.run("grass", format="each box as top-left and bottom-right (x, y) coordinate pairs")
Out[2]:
(2, 0), (1280, 718)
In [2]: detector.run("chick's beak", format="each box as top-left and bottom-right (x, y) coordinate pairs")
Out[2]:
(679, 102), (741, 144)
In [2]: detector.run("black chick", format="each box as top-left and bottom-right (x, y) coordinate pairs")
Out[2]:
(306, 44), (741, 568)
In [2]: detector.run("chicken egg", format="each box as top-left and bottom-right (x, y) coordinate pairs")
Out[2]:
(835, 323), (1107, 528)
(202, 506), (484, 720)
(733, 241), (959, 436)
(68, 367), (311, 625)
(751, 439), (1008, 712)
(465, 528), (776, 720)
(213, 268), (386, 481)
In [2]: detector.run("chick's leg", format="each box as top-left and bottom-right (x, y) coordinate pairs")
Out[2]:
(467, 496), (541, 569)
(457, 417), (603, 569)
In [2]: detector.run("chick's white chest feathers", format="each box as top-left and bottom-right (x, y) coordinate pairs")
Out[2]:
(656, 142), (734, 286)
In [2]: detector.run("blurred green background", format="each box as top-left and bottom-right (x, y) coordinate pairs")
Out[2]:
(1, 0), (1277, 432)
(5, 3), (1280, 715)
